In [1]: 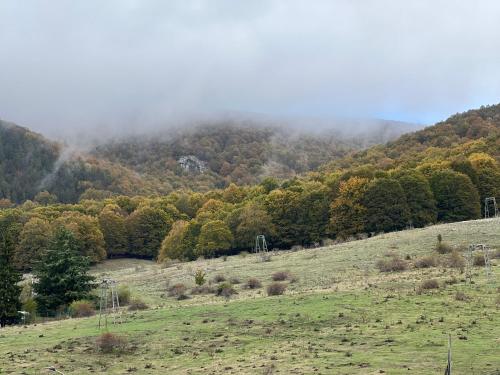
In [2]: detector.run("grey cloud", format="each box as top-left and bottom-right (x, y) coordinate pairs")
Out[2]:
(1, 0), (500, 137)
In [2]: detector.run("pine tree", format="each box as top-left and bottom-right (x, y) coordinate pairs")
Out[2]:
(0, 220), (22, 327)
(33, 227), (95, 316)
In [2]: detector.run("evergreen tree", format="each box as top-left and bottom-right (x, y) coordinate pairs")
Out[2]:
(33, 228), (95, 316)
(0, 218), (22, 327)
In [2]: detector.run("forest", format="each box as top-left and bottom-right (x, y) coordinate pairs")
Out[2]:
(1, 104), (500, 270)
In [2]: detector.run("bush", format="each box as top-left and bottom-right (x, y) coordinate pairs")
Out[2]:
(128, 298), (148, 311)
(445, 250), (466, 272)
(190, 285), (215, 295)
(213, 274), (226, 283)
(96, 332), (127, 353)
(473, 254), (485, 266)
(69, 300), (95, 318)
(376, 256), (408, 272)
(271, 271), (289, 281)
(168, 283), (187, 298)
(216, 283), (236, 298)
(436, 242), (453, 254)
(117, 285), (131, 306)
(267, 282), (287, 296)
(245, 278), (262, 289)
(418, 279), (440, 292)
(415, 255), (439, 268)
(194, 269), (206, 286)
(229, 277), (241, 284)
(455, 291), (469, 301)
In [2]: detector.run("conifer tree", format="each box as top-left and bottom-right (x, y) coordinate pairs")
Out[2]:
(34, 227), (95, 316)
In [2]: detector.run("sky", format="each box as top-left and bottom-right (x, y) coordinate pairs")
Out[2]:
(1, 0), (500, 136)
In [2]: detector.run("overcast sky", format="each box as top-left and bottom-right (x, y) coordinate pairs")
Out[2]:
(1, 0), (500, 136)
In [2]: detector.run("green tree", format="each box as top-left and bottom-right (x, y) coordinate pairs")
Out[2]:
(34, 190), (58, 205)
(395, 171), (437, 227)
(196, 220), (233, 258)
(428, 170), (481, 222)
(14, 217), (52, 270)
(0, 214), (22, 327)
(33, 227), (95, 316)
(362, 178), (410, 234)
(234, 204), (275, 250)
(98, 204), (128, 257)
(469, 153), (500, 211)
(126, 206), (173, 258)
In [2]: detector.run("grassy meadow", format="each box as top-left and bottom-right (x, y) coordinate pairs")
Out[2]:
(1, 219), (499, 374)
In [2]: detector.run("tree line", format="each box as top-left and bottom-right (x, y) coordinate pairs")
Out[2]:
(0, 152), (498, 270)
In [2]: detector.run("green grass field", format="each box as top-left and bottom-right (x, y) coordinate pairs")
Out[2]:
(1, 219), (499, 374)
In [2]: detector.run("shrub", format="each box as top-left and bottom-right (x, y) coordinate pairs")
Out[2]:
(213, 274), (226, 283)
(69, 300), (95, 318)
(245, 278), (262, 289)
(267, 282), (287, 296)
(436, 242), (453, 254)
(419, 279), (440, 292)
(455, 291), (469, 301)
(216, 283), (236, 298)
(229, 277), (241, 284)
(473, 254), (485, 266)
(445, 250), (466, 272)
(21, 298), (38, 323)
(128, 298), (148, 311)
(271, 271), (289, 281)
(168, 283), (187, 298)
(96, 332), (127, 353)
(415, 255), (439, 268)
(376, 256), (408, 272)
(117, 285), (131, 306)
(190, 285), (215, 295)
(194, 269), (206, 286)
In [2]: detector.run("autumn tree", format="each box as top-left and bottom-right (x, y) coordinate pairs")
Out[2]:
(362, 178), (410, 234)
(98, 204), (128, 257)
(54, 211), (106, 262)
(428, 170), (481, 222)
(195, 220), (233, 258)
(158, 220), (190, 262)
(14, 216), (52, 270)
(231, 203), (275, 250)
(468, 153), (500, 210)
(329, 177), (370, 239)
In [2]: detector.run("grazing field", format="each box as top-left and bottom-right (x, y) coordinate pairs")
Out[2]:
(1, 219), (499, 374)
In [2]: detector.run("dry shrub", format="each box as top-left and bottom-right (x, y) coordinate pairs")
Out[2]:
(267, 282), (287, 296)
(191, 285), (215, 295)
(229, 277), (241, 284)
(168, 283), (187, 298)
(216, 283), (237, 298)
(128, 298), (148, 311)
(376, 256), (408, 272)
(415, 255), (439, 269)
(455, 291), (469, 301)
(213, 274), (226, 283)
(245, 278), (262, 289)
(69, 300), (95, 318)
(117, 286), (131, 306)
(473, 254), (485, 266)
(445, 250), (466, 272)
(272, 271), (289, 281)
(436, 242), (453, 254)
(418, 278), (440, 293)
(96, 332), (127, 353)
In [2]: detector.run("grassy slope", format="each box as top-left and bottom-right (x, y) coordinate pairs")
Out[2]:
(1, 219), (499, 374)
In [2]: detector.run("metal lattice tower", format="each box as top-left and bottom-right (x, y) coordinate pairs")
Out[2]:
(465, 244), (493, 283)
(484, 197), (498, 218)
(255, 235), (268, 254)
(98, 278), (121, 329)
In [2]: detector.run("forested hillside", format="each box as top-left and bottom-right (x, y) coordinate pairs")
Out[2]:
(0, 118), (415, 204)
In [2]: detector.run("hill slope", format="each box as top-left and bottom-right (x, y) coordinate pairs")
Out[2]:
(1, 219), (498, 374)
